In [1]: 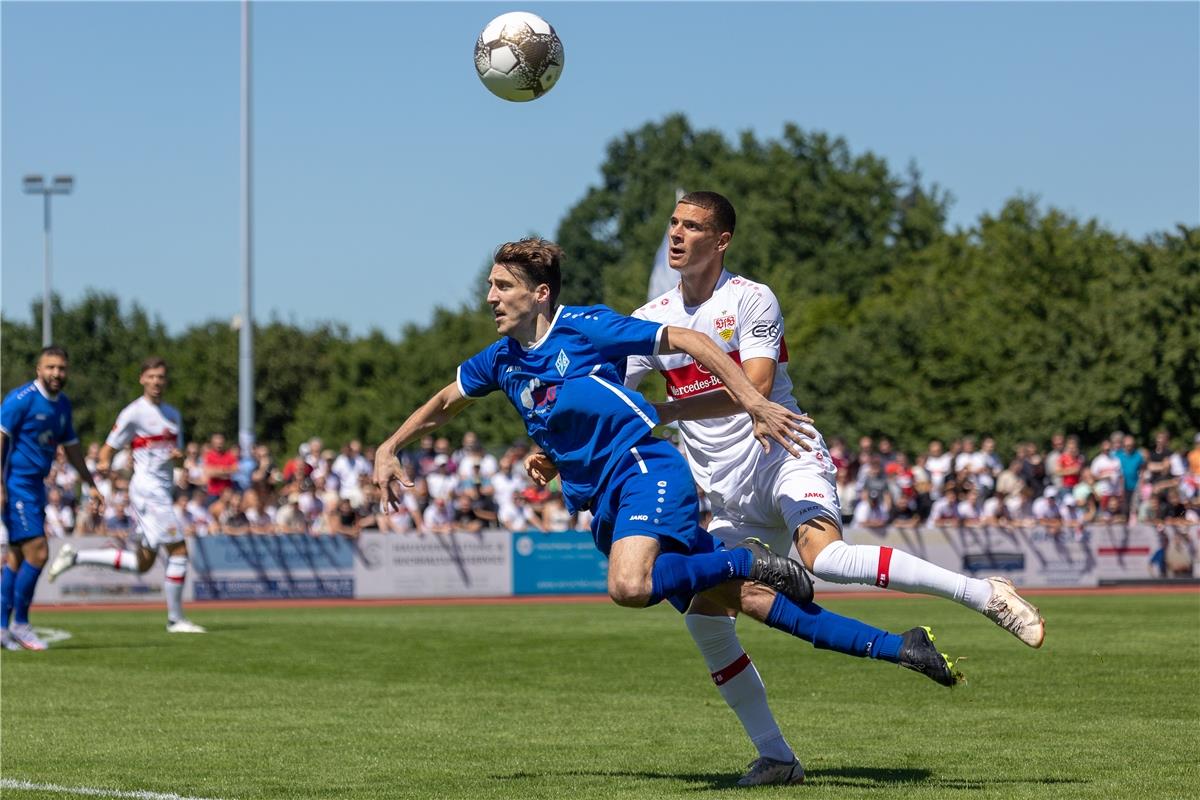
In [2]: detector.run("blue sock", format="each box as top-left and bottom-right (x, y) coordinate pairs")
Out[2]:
(648, 549), (753, 607)
(13, 562), (43, 626)
(1, 564), (15, 629)
(765, 593), (903, 661)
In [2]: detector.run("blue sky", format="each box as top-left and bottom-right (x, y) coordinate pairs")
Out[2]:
(3, 1), (1197, 337)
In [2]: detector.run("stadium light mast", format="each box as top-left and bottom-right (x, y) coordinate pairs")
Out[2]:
(238, 0), (256, 455)
(22, 174), (74, 346)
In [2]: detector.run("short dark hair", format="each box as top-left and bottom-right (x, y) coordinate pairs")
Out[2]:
(39, 345), (68, 362)
(494, 237), (563, 306)
(679, 191), (736, 235)
(140, 356), (169, 374)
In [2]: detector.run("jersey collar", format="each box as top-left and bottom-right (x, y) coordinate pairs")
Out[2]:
(682, 269), (733, 311)
(525, 305), (564, 351)
(33, 379), (59, 401)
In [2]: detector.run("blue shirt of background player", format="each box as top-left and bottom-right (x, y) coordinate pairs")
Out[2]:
(1, 380), (79, 504)
(457, 305), (664, 514)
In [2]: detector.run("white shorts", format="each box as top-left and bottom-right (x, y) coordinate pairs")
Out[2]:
(129, 487), (185, 550)
(707, 455), (841, 554)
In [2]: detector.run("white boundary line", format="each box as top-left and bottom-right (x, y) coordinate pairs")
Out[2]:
(0, 778), (230, 800)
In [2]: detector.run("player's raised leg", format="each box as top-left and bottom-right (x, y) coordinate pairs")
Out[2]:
(685, 595), (802, 787)
(49, 541), (143, 580)
(765, 461), (1044, 648)
(797, 515), (1044, 648)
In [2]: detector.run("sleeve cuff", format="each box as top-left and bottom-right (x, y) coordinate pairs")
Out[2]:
(455, 365), (477, 399)
(738, 347), (780, 362)
(652, 324), (667, 356)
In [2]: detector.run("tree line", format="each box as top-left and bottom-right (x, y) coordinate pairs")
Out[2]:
(3, 114), (1196, 456)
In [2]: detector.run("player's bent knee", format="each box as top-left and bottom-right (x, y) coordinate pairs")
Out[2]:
(608, 575), (651, 608)
(794, 517), (843, 570)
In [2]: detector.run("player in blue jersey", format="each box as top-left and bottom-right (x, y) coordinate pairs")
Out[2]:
(373, 239), (963, 702)
(1, 346), (102, 651)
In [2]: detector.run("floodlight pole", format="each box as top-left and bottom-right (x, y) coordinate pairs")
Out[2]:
(22, 175), (74, 347)
(239, 0), (256, 454)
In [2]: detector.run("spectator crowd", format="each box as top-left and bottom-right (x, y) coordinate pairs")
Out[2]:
(40, 431), (590, 539)
(33, 428), (1200, 545)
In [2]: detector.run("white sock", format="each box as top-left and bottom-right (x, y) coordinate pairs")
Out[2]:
(685, 614), (794, 763)
(75, 548), (142, 574)
(165, 556), (187, 622)
(811, 539), (993, 612)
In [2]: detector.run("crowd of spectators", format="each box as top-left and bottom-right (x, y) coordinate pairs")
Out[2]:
(35, 428), (1200, 543)
(831, 431), (1200, 535)
(41, 431), (590, 538)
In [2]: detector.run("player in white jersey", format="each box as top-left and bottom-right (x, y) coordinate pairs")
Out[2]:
(620, 192), (1044, 785)
(48, 358), (205, 633)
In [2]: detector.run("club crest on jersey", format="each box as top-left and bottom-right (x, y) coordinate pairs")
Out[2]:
(555, 349), (570, 377)
(714, 315), (736, 342)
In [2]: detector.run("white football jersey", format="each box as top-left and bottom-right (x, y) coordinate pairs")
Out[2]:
(625, 270), (832, 503)
(105, 396), (183, 495)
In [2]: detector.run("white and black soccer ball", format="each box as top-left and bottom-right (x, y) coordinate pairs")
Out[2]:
(474, 11), (564, 102)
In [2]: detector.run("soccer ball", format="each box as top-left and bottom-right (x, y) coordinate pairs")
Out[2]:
(473, 11), (564, 102)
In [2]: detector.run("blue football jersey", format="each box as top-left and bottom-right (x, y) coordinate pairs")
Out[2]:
(457, 305), (665, 513)
(1, 381), (78, 503)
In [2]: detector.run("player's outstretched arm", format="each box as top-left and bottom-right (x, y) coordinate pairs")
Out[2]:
(652, 356), (814, 443)
(373, 381), (474, 508)
(659, 326), (808, 457)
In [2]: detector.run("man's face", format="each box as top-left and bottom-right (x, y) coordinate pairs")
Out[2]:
(1123, 436), (1136, 452)
(36, 353), (68, 394)
(212, 434), (226, 452)
(140, 366), (168, 400)
(486, 263), (546, 337)
(666, 202), (730, 273)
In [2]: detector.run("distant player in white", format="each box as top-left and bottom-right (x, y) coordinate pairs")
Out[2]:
(620, 192), (1044, 785)
(49, 358), (205, 633)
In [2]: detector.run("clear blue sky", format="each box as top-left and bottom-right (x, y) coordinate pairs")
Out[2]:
(3, 2), (1197, 337)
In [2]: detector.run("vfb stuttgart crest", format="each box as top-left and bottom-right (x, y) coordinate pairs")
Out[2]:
(714, 314), (736, 342)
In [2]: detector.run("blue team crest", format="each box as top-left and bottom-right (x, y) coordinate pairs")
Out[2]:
(555, 349), (570, 376)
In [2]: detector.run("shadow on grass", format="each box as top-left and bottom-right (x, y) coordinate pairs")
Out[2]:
(807, 767), (1089, 789)
(494, 766), (1089, 791)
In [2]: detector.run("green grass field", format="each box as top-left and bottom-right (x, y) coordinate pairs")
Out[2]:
(2, 592), (1198, 800)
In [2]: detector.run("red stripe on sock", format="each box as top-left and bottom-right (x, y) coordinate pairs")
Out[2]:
(114, 552), (122, 569)
(165, 575), (185, 584)
(711, 653), (751, 686)
(876, 546), (893, 588)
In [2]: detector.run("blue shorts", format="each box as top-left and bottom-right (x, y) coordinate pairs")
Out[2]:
(3, 496), (46, 544)
(590, 438), (716, 559)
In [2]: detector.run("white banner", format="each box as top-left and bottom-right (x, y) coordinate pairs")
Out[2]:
(353, 531), (512, 598)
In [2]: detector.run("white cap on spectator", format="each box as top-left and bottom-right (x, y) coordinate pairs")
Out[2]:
(1043, 486), (1058, 498)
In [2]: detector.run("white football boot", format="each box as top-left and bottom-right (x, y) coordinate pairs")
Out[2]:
(984, 577), (1045, 648)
